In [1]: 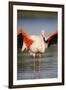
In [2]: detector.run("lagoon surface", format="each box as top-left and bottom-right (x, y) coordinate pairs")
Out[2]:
(17, 45), (58, 80)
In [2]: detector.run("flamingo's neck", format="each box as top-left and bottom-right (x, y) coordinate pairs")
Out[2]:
(40, 32), (48, 43)
(43, 36), (48, 43)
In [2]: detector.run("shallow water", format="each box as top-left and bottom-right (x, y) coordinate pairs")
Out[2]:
(17, 45), (58, 80)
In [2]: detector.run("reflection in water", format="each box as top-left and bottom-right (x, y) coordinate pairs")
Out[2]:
(17, 45), (58, 80)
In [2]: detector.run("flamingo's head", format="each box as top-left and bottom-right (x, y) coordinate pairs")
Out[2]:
(41, 30), (46, 38)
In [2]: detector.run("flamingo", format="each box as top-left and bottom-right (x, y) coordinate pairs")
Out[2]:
(17, 28), (58, 57)
(17, 28), (58, 72)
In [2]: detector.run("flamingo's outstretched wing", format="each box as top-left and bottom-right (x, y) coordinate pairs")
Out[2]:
(17, 28), (33, 51)
(46, 32), (58, 47)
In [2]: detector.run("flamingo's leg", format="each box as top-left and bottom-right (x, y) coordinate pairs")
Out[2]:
(38, 53), (41, 58)
(34, 58), (35, 73)
(32, 53), (36, 72)
(39, 58), (40, 73)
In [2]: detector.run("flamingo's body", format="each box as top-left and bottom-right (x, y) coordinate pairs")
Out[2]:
(28, 34), (47, 57)
(17, 28), (58, 57)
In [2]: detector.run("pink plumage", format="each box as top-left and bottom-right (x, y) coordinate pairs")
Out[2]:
(17, 28), (33, 48)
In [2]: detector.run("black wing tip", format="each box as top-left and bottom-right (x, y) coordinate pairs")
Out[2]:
(48, 33), (58, 47)
(17, 33), (23, 51)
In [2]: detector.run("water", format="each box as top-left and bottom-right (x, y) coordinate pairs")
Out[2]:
(17, 45), (58, 80)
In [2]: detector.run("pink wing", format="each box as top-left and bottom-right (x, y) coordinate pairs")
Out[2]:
(17, 28), (33, 50)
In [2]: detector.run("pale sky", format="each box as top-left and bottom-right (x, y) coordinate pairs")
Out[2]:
(17, 10), (58, 37)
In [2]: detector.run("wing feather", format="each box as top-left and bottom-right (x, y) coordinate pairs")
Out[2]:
(46, 32), (58, 47)
(17, 28), (33, 50)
